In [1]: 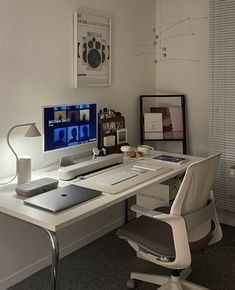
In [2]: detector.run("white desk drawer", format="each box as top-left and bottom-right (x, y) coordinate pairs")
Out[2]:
(136, 178), (180, 213)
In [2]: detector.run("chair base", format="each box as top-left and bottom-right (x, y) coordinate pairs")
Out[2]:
(128, 268), (210, 290)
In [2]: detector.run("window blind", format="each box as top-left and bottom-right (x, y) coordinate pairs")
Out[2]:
(209, 0), (235, 212)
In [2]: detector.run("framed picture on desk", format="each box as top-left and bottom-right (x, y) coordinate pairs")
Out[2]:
(140, 95), (186, 154)
(116, 128), (128, 144)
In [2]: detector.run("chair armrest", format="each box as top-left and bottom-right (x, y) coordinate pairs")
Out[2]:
(131, 204), (163, 218)
(131, 204), (180, 223)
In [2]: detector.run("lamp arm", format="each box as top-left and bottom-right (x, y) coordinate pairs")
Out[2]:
(6, 123), (36, 160)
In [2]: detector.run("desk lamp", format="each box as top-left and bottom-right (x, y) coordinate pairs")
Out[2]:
(7, 123), (41, 185)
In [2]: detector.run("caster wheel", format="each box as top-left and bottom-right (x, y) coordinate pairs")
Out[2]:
(127, 278), (136, 289)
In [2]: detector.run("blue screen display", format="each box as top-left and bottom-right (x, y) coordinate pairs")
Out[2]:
(44, 104), (96, 152)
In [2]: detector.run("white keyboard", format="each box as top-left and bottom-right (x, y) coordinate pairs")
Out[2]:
(97, 170), (138, 186)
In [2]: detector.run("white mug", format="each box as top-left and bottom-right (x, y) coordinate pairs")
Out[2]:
(137, 145), (154, 156)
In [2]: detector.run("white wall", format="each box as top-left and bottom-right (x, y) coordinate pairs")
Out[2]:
(155, 0), (209, 156)
(0, 0), (156, 288)
(0, 0), (156, 178)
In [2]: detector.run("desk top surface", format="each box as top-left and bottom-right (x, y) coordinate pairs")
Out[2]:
(0, 151), (203, 232)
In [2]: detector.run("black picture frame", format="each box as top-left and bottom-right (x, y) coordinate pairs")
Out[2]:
(140, 95), (186, 154)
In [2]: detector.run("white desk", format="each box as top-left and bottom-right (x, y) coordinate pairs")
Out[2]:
(0, 151), (203, 290)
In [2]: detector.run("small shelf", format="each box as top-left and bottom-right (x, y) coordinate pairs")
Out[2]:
(140, 95), (187, 154)
(98, 114), (127, 153)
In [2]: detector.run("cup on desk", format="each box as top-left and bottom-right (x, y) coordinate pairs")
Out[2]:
(120, 145), (131, 157)
(137, 145), (154, 156)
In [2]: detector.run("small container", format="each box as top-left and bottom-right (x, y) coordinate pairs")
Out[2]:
(101, 146), (108, 156)
(120, 145), (131, 157)
(108, 110), (115, 118)
(103, 108), (109, 118)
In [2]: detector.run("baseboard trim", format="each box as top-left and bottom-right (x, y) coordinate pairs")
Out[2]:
(0, 217), (125, 290)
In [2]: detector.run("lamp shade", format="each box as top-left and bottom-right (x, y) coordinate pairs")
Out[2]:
(25, 124), (41, 137)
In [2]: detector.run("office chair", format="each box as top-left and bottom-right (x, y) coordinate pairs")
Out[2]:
(117, 153), (222, 290)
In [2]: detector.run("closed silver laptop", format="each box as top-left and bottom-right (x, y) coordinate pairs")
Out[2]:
(24, 185), (102, 213)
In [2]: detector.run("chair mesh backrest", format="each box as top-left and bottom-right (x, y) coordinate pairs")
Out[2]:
(171, 154), (221, 216)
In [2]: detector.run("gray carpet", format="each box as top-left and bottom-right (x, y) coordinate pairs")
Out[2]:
(8, 224), (235, 290)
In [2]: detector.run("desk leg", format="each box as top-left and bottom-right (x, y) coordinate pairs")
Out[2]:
(125, 199), (128, 223)
(44, 229), (60, 290)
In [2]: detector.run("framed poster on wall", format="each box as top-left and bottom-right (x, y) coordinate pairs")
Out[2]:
(74, 10), (111, 88)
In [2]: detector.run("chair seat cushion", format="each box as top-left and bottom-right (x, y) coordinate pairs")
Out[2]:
(117, 214), (176, 259)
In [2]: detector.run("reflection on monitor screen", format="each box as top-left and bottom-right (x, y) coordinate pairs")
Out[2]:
(43, 104), (97, 163)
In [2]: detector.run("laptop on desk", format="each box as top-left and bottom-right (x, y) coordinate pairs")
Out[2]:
(24, 185), (102, 213)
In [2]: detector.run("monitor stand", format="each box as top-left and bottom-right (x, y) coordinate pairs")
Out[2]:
(59, 156), (76, 167)
(59, 151), (93, 167)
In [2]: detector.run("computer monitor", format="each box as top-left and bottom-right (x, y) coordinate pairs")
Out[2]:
(43, 104), (97, 165)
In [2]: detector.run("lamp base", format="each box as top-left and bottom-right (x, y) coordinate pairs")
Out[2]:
(17, 156), (31, 185)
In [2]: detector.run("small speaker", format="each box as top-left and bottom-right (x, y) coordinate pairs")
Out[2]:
(15, 177), (59, 197)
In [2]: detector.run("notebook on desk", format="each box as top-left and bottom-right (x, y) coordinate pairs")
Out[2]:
(152, 155), (188, 165)
(24, 185), (102, 213)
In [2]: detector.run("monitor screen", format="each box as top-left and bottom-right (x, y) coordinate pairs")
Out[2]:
(43, 104), (97, 155)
